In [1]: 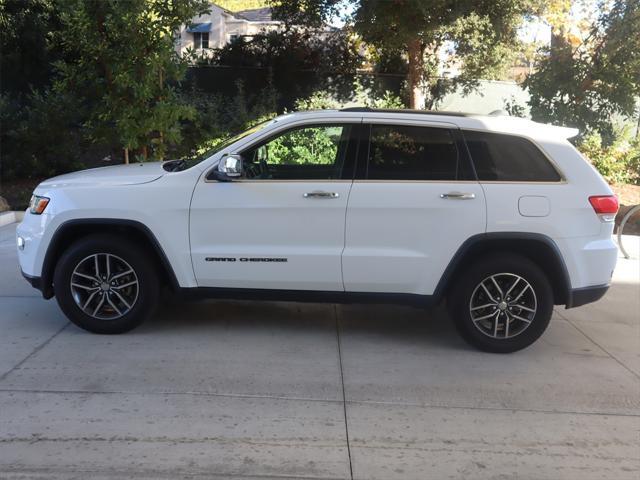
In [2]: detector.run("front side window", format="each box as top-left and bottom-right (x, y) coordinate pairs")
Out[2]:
(366, 124), (460, 180)
(241, 124), (351, 180)
(463, 130), (562, 182)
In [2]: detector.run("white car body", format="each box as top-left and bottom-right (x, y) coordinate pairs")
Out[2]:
(17, 109), (617, 316)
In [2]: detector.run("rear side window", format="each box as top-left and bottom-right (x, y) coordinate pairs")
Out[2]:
(462, 130), (561, 182)
(366, 124), (460, 180)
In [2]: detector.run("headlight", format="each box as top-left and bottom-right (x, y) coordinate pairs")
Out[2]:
(29, 195), (50, 215)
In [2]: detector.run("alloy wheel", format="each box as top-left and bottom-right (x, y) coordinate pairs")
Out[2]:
(69, 253), (139, 320)
(468, 273), (537, 339)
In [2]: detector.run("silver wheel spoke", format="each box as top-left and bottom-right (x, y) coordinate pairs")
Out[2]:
(473, 311), (499, 322)
(514, 304), (536, 313)
(106, 254), (111, 279)
(471, 303), (495, 311)
(480, 282), (498, 303)
(82, 290), (99, 310)
(94, 255), (100, 278)
(510, 313), (532, 324)
(112, 280), (137, 290)
(504, 276), (521, 298)
(106, 295), (122, 316)
(73, 271), (98, 282)
(110, 269), (134, 281)
(93, 294), (106, 316)
(71, 283), (99, 291)
(112, 290), (132, 310)
(493, 313), (500, 337)
(504, 314), (510, 338)
(511, 283), (531, 303)
(490, 276), (504, 299)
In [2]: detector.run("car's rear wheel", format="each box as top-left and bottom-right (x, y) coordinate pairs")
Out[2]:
(53, 234), (159, 334)
(449, 253), (553, 353)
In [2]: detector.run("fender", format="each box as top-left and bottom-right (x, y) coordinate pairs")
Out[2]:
(39, 218), (180, 299)
(431, 232), (572, 305)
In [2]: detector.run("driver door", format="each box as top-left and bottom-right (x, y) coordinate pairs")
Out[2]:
(189, 121), (360, 291)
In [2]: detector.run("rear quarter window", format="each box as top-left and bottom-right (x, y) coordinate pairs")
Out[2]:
(462, 130), (562, 182)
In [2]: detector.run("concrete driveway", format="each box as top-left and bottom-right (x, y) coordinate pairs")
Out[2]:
(0, 222), (638, 479)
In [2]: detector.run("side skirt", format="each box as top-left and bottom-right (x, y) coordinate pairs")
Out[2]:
(177, 287), (437, 308)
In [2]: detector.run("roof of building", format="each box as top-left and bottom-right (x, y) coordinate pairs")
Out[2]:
(235, 7), (275, 22)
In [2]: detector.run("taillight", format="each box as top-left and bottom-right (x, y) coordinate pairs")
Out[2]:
(589, 195), (618, 222)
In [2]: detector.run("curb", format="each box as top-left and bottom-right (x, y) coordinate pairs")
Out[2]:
(0, 211), (25, 227)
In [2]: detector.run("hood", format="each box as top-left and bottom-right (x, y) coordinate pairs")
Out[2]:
(38, 162), (166, 188)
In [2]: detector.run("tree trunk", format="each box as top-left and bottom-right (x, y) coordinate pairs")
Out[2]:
(124, 147), (129, 165)
(407, 38), (425, 109)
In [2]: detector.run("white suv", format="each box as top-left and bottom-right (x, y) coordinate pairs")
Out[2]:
(16, 108), (619, 352)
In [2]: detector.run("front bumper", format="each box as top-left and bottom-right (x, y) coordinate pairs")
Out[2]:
(565, 284), (610, 309)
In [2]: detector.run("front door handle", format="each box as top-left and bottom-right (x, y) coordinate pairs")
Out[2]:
(440, 192), (475, 200)
(303, 191), (340, 199)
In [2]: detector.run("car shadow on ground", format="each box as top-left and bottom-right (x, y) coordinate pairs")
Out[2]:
(139, 295), (467, 350)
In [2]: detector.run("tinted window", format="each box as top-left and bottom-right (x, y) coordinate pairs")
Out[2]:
(366, 125), (459, 180)
(463, 130), (561, 182)
(242, 124), (351, 180)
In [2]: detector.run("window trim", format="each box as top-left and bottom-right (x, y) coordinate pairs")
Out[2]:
(461, 128), (567, 184)
(356, 122), (474, 182)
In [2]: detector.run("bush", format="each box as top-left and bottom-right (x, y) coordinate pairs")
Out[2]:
(577, 130), (640, 186)
(0, 91), (88, 181)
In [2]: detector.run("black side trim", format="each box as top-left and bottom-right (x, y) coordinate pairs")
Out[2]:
(431, 232), (573, 305)
(178, 287), (436, 307)
(41, 219), (180, 299)
(21, 270), (43, 292)
(566, 284), (609, 309)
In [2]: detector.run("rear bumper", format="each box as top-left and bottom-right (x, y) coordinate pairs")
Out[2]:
(565, 284), (609, 309)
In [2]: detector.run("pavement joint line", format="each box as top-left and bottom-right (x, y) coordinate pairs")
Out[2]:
(0, 466), (348, 480)
(0, 387), (638, 418)
(554, 308), (640, 381)
(0, 321), (70, 383)
(334, 305), (354, 480)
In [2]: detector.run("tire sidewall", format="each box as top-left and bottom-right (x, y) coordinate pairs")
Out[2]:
(450, 254), (554, 353)
(53, 235), (159, 334)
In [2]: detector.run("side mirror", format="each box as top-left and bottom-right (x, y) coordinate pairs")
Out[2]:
(215, 154), (243, 181)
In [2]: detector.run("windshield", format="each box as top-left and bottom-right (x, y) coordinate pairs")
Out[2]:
(170, 119), (276, 171)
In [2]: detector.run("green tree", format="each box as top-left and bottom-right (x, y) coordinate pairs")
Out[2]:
(53, 0), (209, 162)
(525, 0), (640, 143)
(0, 0), (62, 94)
(271, 0), (545, 109)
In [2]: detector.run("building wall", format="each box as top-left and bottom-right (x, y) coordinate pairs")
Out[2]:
(175, 6), (282, 59)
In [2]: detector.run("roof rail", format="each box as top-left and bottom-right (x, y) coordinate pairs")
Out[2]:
(339, 107), (470, 117)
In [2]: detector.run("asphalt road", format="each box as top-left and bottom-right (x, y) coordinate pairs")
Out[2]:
(0, 222), (638, 479)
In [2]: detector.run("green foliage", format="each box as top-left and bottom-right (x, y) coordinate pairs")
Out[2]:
(268, 126), (341, 165)
(577, 130), (640, 186)
(294, 78), (404, 110)
(0, 91), (87, 180)
(0, 0), (61, 94)
(272, 0), (544, 108)
(526, 0), (640, 143)
(215, 0), (270, 10)
(53, 0), (210, 159)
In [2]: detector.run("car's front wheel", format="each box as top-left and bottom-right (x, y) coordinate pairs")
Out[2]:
(53, 234), (159, 334)
(449, 253), (554, 353)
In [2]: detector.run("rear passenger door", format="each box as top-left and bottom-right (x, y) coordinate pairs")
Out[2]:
(342, 120), (486, 296)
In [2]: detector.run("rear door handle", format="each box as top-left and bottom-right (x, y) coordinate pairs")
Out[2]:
(440, 192), (475, 200)
(303, 191), (340, 199)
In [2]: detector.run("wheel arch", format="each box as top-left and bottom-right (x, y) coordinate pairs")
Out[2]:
(40, 219), (180, 299)
(434, 232), (572, 306)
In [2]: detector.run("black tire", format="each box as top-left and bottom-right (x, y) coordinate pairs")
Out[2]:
(53, 234), (160, 334)
(448, 253), (554, 353)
